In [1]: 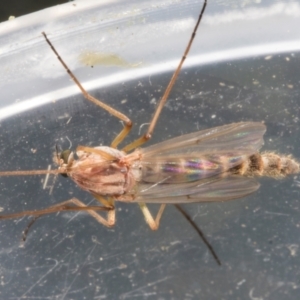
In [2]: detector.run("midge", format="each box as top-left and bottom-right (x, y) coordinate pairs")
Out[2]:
(0, 1), (299, 233)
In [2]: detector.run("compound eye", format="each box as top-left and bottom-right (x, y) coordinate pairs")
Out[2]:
(60, 149), (72, 164)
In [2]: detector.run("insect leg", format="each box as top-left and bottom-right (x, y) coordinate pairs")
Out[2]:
(138, 203), (166, 230)
(20, 197), (115, 241)
(174, 204), (221, 265)
(42, 32), (132, 149)
(64, 197), (115, 227)
(122, 0), (207, 152)
(91, 194), (116, 227)
(92, 194), (114, 207)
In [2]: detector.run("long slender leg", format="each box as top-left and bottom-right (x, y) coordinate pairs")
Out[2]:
(138, 202), (221, 265)
(43, 1), (207, 151)
(42, 32), (132, 149)
(19, 198), (116, 241)
(174, 204), (221, 266)
(92, 194), (115, 212)
(138, 203), (166, 230)
(122, 0), (207, 152)
(76, 145), (117, 160)
(0, 198), (115, 227)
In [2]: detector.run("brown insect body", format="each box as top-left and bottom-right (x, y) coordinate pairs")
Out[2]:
(60, 122), (299, 205)
(234, 152), (299, 178)
(63, 146), (135, 196)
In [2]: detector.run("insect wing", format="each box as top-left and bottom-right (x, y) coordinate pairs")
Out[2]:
(136, 122), (265, 184)
(141, 122), (266, 157)
(132, 176), (259, 203)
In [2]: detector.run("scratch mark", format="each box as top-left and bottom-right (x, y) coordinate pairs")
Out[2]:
(18, 259), (59, 299)
(66, 117), (72, 124)
(42, 165), (51, 189)
(120, 276), (173, 299)
(249, 288), (263, 300)
(66, 199), (95, 224)
(265, 211), (289, 216)
(60, 244), (97, 299)
(138, 123), (150, 135)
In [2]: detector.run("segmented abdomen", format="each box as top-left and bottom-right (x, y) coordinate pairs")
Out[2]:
(138, 152), (299, 184)
(232, 152), (299, 177)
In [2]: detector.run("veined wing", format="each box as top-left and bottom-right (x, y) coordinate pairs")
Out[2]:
(134, 122), (265, 183)
(130, 176), (259, 203)
(141, 122), (266, 157)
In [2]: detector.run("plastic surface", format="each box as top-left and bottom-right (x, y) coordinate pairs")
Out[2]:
(0, 0), (300, 299)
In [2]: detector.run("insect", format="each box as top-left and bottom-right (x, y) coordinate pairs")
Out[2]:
(0, 0), (299, 248)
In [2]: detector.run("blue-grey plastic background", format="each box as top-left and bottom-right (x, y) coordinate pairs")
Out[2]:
(0, 0), (299, 299)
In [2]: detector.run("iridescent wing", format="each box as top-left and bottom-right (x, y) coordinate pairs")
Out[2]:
(141, 122), (265, 157)
(135, 122), (265, 184)
(132, 176), (259, 203)
(128, 122), (265, 203)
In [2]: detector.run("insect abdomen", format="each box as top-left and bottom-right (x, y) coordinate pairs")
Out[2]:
(233, 152), (299, 177)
